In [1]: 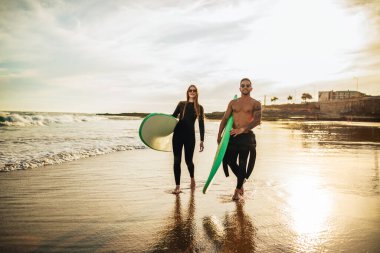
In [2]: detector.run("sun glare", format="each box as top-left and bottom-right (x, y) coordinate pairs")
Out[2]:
(287, 176), (332, 236)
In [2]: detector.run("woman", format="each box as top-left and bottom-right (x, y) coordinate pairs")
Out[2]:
(171, 84), (205, 194)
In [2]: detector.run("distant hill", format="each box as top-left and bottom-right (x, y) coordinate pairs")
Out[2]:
(98, 99), (380, 122)
(97, 112), (149, 117)
(97, 112), (225, 119)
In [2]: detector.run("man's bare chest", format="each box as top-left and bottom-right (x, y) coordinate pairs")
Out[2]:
(232, 102), (254, 114)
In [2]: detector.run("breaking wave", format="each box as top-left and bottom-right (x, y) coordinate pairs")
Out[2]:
(0, 144), (146, 172)
(0, 112), (104, 127)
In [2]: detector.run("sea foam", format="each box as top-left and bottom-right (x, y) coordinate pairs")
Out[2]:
(0, 112), (146, 172)
(0, 112), (104, 127)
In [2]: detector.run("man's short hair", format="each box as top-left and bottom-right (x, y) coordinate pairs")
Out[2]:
(240, 78), (251, 84)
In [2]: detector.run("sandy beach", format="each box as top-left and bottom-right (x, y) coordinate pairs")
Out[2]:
(1, 121), (380, 252)
(2, 0), (380, 251)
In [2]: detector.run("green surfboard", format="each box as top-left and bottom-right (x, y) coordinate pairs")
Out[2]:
(139, 113), (178, 152)
(203, 95), (238, 194)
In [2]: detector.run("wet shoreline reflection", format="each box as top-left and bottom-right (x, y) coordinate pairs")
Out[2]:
(203, 202), (257, 253)
(373, 150), (379, 194)
(283, 122), (380, 149)
(149, 191), (258, 253)
(148, 190), (197, 253)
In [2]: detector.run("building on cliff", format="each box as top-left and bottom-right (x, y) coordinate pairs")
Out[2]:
(317, 91), (380, 121)
(318, 90), (366, 102)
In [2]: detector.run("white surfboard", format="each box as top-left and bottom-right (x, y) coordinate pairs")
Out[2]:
(139, 113), (178, 152)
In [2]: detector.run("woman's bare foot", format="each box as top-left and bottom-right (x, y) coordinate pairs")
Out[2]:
(172, 185), (182, 194)
(190, 178), (196, 189)
(232, 189), (244, 201)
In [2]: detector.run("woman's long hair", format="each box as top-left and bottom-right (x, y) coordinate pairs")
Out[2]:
(182, 84), (202, 119)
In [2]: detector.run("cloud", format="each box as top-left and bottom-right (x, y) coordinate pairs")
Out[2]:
(1, 0), (379, 112)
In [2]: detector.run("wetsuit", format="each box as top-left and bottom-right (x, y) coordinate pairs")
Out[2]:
(223, 131), (256, 189)
(172, 101), (205, 185)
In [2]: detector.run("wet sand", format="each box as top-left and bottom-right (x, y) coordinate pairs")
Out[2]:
(1, 121), (379, 252)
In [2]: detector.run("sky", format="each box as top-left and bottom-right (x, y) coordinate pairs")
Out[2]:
(1, 0), (379, 113)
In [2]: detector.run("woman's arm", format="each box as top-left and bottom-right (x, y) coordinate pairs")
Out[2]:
(199, 105), (205, 142)
(199, 105), (205, 152)
(172, 102), (182, 118)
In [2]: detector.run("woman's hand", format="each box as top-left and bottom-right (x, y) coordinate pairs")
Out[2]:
(199, 141), (204, 152)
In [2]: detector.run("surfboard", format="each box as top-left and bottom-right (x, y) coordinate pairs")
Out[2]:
(139, 113), (178, 152)
(203, 95), (238, 194)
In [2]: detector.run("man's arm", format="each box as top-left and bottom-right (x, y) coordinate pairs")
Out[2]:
(245, 102), (262, 130)
(217, 101), (233, 144)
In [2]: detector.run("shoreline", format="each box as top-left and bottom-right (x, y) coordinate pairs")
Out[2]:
(97, 112), (380, 122)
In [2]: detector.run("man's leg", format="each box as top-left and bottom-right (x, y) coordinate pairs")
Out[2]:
(238, 148), (250, 195)
(225, 147), (239, 176)
(225, 146), (244, 200)
(246, 146), (256, 180)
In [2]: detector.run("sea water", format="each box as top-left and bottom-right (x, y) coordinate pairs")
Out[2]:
(0, 111), (145, 171)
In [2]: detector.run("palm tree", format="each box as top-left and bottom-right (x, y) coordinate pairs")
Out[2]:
(287, 95), (293, 103)
(301, 93), (312, 103)
(271, 96), (278, 104)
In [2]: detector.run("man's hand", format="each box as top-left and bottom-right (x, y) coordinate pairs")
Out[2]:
(199, 141), (204, 152)
(230, 127), (246, 137)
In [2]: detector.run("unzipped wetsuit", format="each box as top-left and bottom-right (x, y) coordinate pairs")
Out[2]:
(172, 101), (205, 185)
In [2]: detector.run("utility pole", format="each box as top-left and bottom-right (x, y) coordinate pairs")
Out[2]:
(354, 77), (359, 91)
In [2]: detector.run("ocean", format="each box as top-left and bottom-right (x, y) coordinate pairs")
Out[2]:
(0, 111), (145, 172)
(2, 111), (380, 173)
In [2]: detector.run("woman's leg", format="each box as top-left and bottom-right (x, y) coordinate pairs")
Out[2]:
(184, 136), (196, 187)
(172, 134), (184, 191)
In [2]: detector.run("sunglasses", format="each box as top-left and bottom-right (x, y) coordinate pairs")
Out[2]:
(188, 89), (197, 93)
(240, 84), (251, 88)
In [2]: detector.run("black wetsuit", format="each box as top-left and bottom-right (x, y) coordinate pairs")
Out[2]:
(223, 131), (256, 189)
(172, 101), (205, 185)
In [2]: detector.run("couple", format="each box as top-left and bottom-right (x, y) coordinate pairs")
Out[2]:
(171, 78), (262, 201)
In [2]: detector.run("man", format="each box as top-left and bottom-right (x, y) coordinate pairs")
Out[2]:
(217, 78), (261, 200)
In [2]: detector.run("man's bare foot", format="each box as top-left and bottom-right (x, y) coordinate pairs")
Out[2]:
(172, 186), (182, 194)
(240, 179), (247, 196)
(190, 178), (196, 189)
(232, 189), (244, 201)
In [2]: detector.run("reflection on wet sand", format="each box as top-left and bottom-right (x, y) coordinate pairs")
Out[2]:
(148, 190), (197, 253)
(149, 191), (258, 253)
(203, 202), (257, 253)
(284, 122), (380, 148)
(373, 150), (379, 194)
(287, 177), (331, 236)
